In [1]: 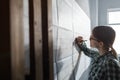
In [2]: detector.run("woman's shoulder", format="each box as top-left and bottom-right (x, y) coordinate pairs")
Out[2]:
(105, 55), (120, 68)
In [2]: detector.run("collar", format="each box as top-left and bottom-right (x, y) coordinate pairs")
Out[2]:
(95, 51), (116, 63)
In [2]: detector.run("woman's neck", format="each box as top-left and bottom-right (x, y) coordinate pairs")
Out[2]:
(98, 48), (108, 56)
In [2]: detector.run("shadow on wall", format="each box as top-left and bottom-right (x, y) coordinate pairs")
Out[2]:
(69, 51), (82, 80)
(55, 40), (84, 80)
(55, 47), (63, 80)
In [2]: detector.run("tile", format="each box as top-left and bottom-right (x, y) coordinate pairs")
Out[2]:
(53, 26), (58, 62)
(56, 56), (72, 72)
(56, 56), (74, 80)
(56, 28), (74, 61)
(57, 0), (73, 30)
(72, 53), (79, 66)
(72, 2), (91, 34)
(52, 0), (58, 25)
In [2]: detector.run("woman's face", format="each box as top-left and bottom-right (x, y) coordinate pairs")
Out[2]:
(89, 34), (99, 48)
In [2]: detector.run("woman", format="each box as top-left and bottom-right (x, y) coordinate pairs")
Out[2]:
(75, 26), (120, 80)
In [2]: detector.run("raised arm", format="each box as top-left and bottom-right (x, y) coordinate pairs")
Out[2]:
(74, 36), (99, 59)
(74, 41), (99, 59)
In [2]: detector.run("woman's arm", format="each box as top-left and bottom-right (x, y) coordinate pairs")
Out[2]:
(75, 42), (99, 59)
(74, 36), (99, 59)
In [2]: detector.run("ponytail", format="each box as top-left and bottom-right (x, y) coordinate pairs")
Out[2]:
(111, 46), (118, 59)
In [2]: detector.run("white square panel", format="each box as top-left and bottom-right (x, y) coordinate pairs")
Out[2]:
(56, 28), (74, 61)
(58, 0), (73, 30)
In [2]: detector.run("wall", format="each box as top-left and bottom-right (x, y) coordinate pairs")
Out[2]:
(89, 0), (98, 29)
(52, 0), (91, 80)
(75, 0), (90, 17)
(98, 0), (120, 25)
(76, 0), (99, 29)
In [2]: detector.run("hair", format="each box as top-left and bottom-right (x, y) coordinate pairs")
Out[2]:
(92, 26), (117, 59)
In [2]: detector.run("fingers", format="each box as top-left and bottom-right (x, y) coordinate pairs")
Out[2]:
(75, 36), (83, 43)
(77, 36), (83, 41)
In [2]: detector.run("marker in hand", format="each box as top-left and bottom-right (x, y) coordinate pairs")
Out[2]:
(73, 36), (87, 53)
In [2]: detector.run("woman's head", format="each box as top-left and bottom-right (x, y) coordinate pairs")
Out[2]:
(92, 26), (115, 50)
(90, 26), (117, 58)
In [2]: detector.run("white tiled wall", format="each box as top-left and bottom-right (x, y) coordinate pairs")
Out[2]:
(52, 0), (91, 80)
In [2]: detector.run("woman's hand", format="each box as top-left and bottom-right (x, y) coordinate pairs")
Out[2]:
(74, 36), (84, 53)
(75, 36), (84, 44)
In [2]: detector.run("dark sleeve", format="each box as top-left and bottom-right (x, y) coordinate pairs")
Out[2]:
(75, 42), (99, 59)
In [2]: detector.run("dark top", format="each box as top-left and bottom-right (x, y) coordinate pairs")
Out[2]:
(77, 42), (120, 80)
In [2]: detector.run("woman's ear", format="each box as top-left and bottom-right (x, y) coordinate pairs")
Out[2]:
(99, 41), (104, 48)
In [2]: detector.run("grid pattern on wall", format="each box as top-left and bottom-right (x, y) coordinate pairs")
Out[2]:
(52, 0), (91, 80)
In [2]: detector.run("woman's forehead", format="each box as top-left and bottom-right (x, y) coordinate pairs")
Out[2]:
(90, 34), (94, 37)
